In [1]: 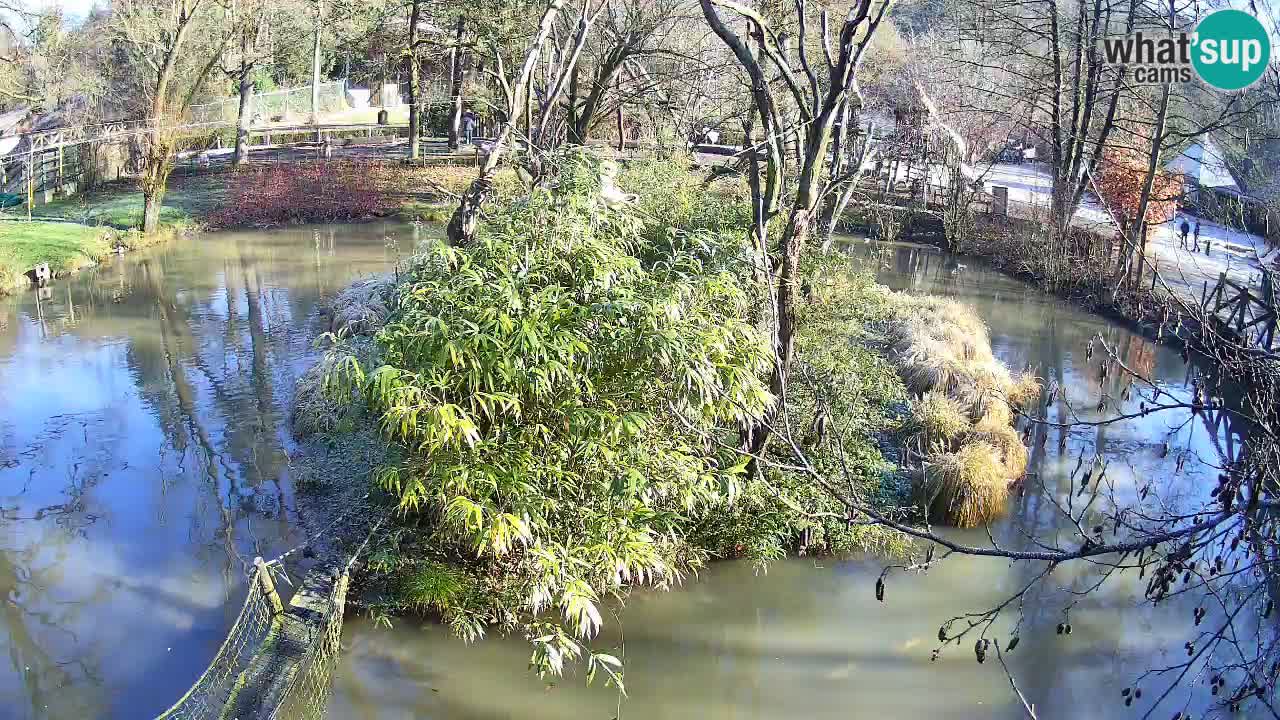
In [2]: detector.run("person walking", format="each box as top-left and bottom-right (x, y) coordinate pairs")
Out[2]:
(1192, 221), (1201, 252)
(1179, 218), (1191, 249)
(462, 109), (477, 146)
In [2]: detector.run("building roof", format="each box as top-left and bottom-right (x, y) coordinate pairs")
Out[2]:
(1165, 140), (1240, 191)
(0, 106), (31, 136)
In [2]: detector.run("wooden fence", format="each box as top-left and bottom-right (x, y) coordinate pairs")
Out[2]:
(1202, 268), (1278, 351)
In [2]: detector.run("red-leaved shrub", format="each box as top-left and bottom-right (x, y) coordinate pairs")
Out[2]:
(206, 160), (499, 228)
(1094, 146), (1180, 231)
(210, 160), (396, 227)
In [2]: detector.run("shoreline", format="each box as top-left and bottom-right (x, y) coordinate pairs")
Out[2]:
(0, 219), (199, 297)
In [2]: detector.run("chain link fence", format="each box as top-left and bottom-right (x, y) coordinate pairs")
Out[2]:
(189, 81), (351, 126)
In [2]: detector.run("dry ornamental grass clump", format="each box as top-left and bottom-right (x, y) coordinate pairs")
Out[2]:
(964, 425), (1029, 480)
(907, 392), (972, 449)
(920, 442), (1010, 529)
(889, 295), (1041, 527)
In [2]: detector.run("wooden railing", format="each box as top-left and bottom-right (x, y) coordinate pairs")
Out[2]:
(1203, 268), (1278, 352)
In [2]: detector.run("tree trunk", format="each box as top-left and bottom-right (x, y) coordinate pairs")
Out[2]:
(1123, 2), (1175, 280)
(566, 67), (580, 143)
(233, 60), (253, 167)
(615, 77), (625, 152)
(569, 55), (625, 144)
(142, 180), (166, 234)
(447, 17), (465, 151)
(310, 0), (323, 132)
(407, 0), (423, 159)
(746, 208), (810, 458)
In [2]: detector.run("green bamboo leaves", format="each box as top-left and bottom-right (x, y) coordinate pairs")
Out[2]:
(333, 151), (771, 681)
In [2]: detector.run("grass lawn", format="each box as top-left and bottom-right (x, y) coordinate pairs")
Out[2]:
(39, 191), (194, 228)
(38, 173), (222, 229)
(0, 221), (114, 291)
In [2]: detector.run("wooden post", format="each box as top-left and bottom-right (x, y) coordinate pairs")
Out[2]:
(1263, 270), (1276, 350)
(26, 150), (34, 220)
(254, 557), (285, 615)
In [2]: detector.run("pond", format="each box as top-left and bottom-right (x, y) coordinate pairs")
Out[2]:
(0, 222), (433, 719)
(0, 228), (1239, 719)
(328, 240), (1239, 720)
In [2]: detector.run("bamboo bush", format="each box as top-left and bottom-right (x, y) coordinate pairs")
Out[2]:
(328, 151), (773, 682)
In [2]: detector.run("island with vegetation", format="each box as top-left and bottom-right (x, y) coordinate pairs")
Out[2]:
(1, 0), (1278, 718)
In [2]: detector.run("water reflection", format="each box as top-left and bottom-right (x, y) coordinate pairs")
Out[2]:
(331, 240), (1240, 720)
(0, 221), (432, 719)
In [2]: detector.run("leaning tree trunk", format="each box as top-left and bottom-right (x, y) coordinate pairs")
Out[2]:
(233, 61), (253, 167)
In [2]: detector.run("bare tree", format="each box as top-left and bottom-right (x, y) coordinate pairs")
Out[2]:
(446, 0), (605, 245)
(564, 0), (682, 145)
(111, 0), (229, 233)
(699, 0), (890, 460)
(223, 0), (276, 166)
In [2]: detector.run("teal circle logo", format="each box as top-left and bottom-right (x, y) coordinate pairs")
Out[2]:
(1192, 9), (1271, 90)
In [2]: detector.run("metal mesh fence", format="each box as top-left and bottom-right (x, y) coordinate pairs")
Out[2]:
(189, 81), (350, 125)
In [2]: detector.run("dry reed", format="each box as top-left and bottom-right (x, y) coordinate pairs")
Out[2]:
(920, 442), (1010, 528)
(891, 294), (1039, 527)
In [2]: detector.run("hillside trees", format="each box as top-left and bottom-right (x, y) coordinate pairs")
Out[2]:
(0, 4), (99, 112)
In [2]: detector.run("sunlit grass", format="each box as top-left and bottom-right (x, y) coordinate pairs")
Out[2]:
(0, 221), (112, 290)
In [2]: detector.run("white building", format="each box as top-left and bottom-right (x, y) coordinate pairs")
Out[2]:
(1164, 139), (1240, 205)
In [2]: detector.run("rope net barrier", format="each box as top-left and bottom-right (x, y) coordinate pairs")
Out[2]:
(154, 564), (284, 720)
(267, 572), (350, 720)
(154, 559), (359, 719)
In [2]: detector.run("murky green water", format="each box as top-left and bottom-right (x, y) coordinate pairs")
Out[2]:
(329, 240), (1239, 720)
(0, 222), (434, 719)
(0, 229), (1243, 719)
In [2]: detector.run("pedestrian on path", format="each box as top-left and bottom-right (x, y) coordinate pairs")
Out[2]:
(1193, 221), (1201, 252)
(462, 109), (477, 146)
(1179, 218), (1191, 249)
